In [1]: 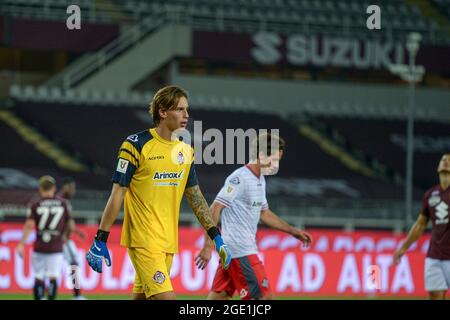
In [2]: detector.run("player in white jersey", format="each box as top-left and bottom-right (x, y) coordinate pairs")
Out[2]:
(195, 133), (312, 300)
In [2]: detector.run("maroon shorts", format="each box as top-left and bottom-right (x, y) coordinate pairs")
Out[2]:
(211, 254), (271, 300)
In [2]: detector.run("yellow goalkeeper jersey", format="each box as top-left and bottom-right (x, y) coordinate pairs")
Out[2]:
(111, 128), (197, 253)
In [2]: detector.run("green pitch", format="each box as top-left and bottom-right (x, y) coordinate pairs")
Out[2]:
(0, 293), (427, 300)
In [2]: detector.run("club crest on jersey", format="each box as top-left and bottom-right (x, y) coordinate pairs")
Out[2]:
(127, 134), (138, 143)
(177, 152), (184, 165)
(435, 202), (449, 224)
(152, 271), (166, 284)
(230, 177), (240, 185)
(262, 278), (269, 288)
(116, 158), (129, 174)
(429, 195), (441, 207)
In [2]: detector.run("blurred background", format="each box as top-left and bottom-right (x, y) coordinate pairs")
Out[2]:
(0, 0), (449, 299)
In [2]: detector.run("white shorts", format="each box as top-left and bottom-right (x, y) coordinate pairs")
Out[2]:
(424, 258), (450, 292)
(32, 252), (63, 281)
(63, 240), (79, 265)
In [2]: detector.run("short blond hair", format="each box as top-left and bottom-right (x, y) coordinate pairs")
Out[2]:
(149, 85), (188, 126)
(39, 175), (56, 191)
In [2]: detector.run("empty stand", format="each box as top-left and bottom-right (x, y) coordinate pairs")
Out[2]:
(318, 116), (450, 189)
(431, 0), (450, 20)
(0, 118), (109, 193)
(11, 101), (417, 199)
(0, 119), (55, 169)
(13, 102), (148, 171)
(1, 0), (448, 44)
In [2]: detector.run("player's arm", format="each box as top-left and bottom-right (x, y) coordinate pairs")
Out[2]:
(393, 213), (429, 264)
(86, 136), (138, 273)
(63, 218), (76, 243)
(205, 201), (225, 247)
(74, 226), (87, 241)
(98, 183), (127, 232)
(16, 218), (35, 258)
(260, 208), (312, 247)
(185, 185), (231, 269)
(86, 183), (127, 273)
(185, 185), (215, 230)
(195, 201), (226, 270)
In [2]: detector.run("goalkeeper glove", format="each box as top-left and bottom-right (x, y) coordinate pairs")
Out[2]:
(86, 230), (111, 273)
(208, 227), (232, 270)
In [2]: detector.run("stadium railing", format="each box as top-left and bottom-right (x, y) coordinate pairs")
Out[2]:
(2, 0), (448, 45)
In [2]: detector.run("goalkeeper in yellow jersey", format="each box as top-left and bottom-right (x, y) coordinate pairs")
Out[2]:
(86, 85), (231, 300)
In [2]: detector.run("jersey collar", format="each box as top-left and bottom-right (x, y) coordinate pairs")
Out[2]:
(150, 128), (176, 145)
(244, 164), (261, 179)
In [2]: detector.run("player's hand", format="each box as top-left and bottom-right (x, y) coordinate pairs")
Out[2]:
(195, 246), (212, 270)
(16, 243), (24, 258)
(393, 249), (405, 265)
(76, 229), (87, 241)
(292, 229), (313, 248)
(86, 240), (111, 273)
(213, 235), (232, 270)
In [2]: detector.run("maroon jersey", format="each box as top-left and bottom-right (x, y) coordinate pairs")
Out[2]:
(27, 196), (71, 253)
(422, 185), (450, 260)
(57, 191), (71, 201)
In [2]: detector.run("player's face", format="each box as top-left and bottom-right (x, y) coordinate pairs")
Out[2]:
(437, 154), (450, 173)
(163, 97), (189, 131)
(63, 182), (76, 198)
(260, 150), (283, 176)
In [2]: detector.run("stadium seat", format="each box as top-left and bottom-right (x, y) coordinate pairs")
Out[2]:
(64, 89), (76, 104)
(38, 87), (54, 102)
(23, 86), (35, 101)
(9, 85), (21, 98)
(49, 87), (62, 102)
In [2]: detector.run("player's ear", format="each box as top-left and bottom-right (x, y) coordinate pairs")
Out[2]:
(159, 108), (167, 121)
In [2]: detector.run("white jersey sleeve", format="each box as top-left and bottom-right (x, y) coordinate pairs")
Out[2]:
(215, 174), (244, 207)
(261, 196), (269, 211)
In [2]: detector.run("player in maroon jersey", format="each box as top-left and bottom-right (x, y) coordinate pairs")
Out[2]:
(17, 176), (75, 300)
(393, 153), (450, 300)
